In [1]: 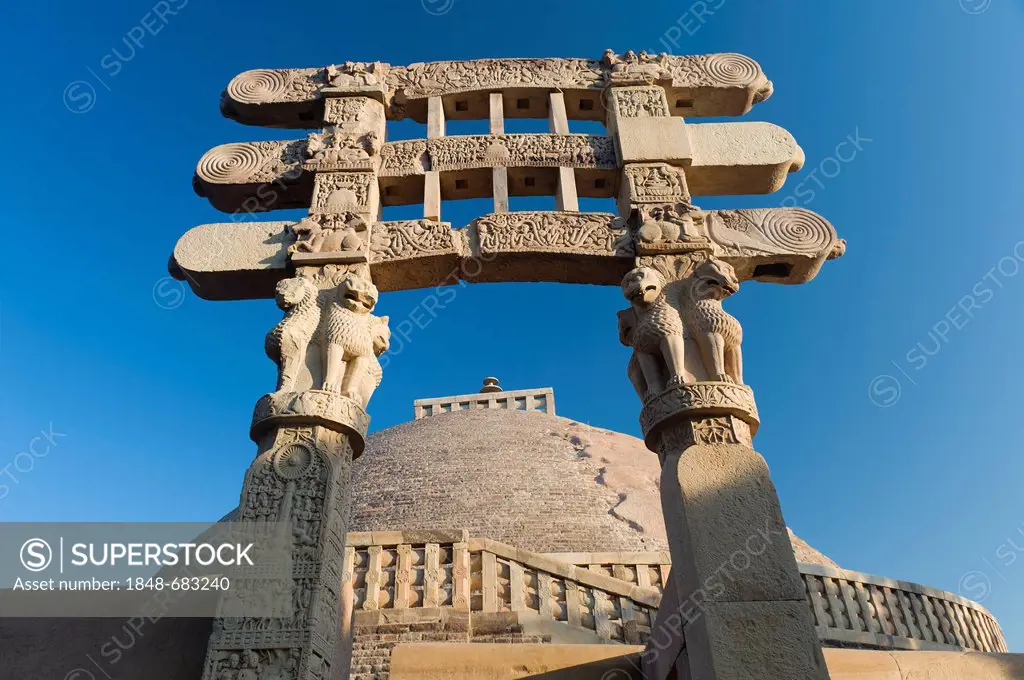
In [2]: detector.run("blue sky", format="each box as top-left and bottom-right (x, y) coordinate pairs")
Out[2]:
(3, 0), (1024, 650)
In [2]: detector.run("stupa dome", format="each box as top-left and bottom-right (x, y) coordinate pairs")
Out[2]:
(350, 404), (836, 566)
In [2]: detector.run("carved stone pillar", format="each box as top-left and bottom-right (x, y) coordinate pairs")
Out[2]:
(199, 74), (392, 680)
(618, 255), (829, 680)
(610, 82), (831, 677)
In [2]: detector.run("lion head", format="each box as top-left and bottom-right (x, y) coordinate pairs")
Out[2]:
(372, 316), (391, 356)
(621, 267), (665, 306)
(337, 274), (379, 314)
(274, 277), (316, 310)
(692, 259), (739, 302)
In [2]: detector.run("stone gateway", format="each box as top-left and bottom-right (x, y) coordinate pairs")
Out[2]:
(143, 51), (1021, 680)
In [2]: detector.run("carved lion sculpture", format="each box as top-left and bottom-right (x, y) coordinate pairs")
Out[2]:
(682, 258), (743, 384)
(320, 274), (389, 407)
(618, 266), (686, 399)
(266, 277), (320, 393)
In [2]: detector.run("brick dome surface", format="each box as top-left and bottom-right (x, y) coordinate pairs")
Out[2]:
(350, 408), (837, 567)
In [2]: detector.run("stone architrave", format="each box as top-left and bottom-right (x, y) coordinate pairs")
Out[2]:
(218, 52), (774, 126)
(192, 123), (803, 214)
(169, 207), (841, 299)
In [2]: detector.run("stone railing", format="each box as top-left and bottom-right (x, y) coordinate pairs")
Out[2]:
(553, 554), (1008, 654)
(800, 563), (1007, 653)
(542, 551), (672, 594)
(343, 531), (660, 645)
(343, 534), (1007, 655)
(413, 386), (555, 420)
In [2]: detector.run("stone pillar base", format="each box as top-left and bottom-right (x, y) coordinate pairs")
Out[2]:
(681, 600), (829, 680)
(653, 403), (830, 680)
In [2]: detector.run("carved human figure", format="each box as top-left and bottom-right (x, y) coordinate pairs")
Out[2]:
(326, 61), (383, 87)
(217, 654), (239, 680)
(618, 266), (687, 398)
(237, 650), (259, 680)
(603, 49), (667, 80)
(266, 277), (320, 393)
(320, 273), (390, 406)
(307, 130), (380, 165)
(681, 258), (743, 383)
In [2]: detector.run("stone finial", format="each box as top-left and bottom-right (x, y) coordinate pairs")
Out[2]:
(480, 377), (502, 393)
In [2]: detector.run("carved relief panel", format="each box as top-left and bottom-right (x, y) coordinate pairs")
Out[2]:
(623, 164), (690, 205)
(311, 172), (376, 214)
(608, 86), (671, 118)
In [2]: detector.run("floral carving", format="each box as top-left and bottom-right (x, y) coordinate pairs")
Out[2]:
(475, 212), (630, 255)
(387, 58), (604, 101)
(370, 220), (454, 261)
(612, 87), (671, 117)
(425, 134), (616, 174)
(251, 391), (371, 446)
(639, 381), (759, 440)
(379, 140), (428, 173)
